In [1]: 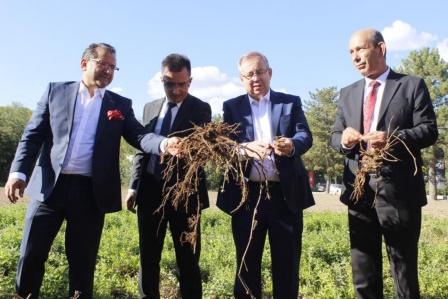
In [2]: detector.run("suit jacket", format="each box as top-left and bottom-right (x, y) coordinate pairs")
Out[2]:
(9, 81), (147, 213)
(216, 89), (315, 214)
(331, 70), (438, 208)
(130, 94), (211, 212)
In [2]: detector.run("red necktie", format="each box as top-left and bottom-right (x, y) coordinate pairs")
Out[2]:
(363, 81), (381, 134)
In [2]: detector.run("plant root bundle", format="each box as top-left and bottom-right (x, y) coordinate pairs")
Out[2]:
(350, 126), (417, 204)
(159, 120), (272, 298)
(158, 120), (252, 252)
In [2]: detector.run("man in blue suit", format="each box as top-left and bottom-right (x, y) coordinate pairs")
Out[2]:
(217, 51), (315, 299)
(4, 43), (162, 298)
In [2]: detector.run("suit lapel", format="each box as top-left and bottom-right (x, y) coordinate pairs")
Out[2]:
(66, 82), (80, 136)
(270, 90), (282, 137)
(352, 80), (365, 132)
(94, 91), (115, 147)
(378, 70), (401, 128)
(145, 98), (165, 131)
(236, 95), (254, 141)
(171, 95), (192, 132)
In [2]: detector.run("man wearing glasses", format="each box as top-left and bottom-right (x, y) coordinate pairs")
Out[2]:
(125, 54), (211, 299)
(4, 43), (154, 298)
(216, 51), (315, 298)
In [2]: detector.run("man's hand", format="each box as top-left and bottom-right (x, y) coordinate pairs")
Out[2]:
(125, 191), (137, 213)
(362, 131), (387, 150)
(341, 127), (363, 148)
(243, 140), (271, 159)
(271, 137), (294, 157)
(5, 178), (26, 204)
(165, 137), (182, 156)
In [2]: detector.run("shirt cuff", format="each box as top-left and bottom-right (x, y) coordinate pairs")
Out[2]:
(159, 138), (168, 154)
(341, 142), (355, 150)
(287, 145), (295, 157)
(9, 172), (26, 182)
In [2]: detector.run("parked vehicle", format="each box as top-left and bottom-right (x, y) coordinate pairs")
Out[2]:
(329, 184), (342, 195)
(314, 183), (325, 192)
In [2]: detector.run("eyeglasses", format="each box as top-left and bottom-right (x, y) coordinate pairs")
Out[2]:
(163, 79), (191, 90)
(241, 69), (269, 80)
(90, 59), (119, 72)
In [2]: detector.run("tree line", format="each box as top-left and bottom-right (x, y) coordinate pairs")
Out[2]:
(1, 48), (447, 197)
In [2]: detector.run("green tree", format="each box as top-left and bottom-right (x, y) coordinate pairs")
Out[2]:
(395, 47), (448, 198)
(395, 47), (448, 108)
(303, 87), (344, 192)
(0, 103), (32, 183)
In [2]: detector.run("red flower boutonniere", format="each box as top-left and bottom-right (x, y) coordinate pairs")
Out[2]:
(107, 110), (124, 120)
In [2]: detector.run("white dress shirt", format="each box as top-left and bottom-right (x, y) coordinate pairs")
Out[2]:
(341, 68), (390, 150)
(364, 68), (390, 133)
(9, 82), (105, 181)
(248, 91), (280, 182)
(61, 83), (105, 176)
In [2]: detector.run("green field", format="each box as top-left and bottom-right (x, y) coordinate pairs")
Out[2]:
(1, 204), (447, 299)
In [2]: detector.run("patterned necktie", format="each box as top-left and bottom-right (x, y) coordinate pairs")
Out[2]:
(154, 101), (176, 181)
(363, 81), (381, 134)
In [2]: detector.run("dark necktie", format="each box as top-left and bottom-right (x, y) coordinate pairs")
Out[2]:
(363, 81), (381, 134)
(160, 101), (176, 137)
(154, 101), (176, 181)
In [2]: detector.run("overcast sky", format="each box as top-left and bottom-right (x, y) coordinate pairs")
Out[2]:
(1, 0), (447, 118)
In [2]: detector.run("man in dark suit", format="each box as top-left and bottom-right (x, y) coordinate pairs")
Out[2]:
(125, 54), (211, 299)
(216, 51), (314, 299)
(331, 29), (438, 298)
(4, 43), (156, 298)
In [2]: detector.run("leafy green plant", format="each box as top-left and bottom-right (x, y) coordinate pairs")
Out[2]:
(1, 206), (447, 298)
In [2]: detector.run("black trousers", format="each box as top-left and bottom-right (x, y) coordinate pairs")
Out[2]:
(231, 182), (303, 299)
(137, 177), (202, 299)
(348, 184), (422, 299)
(16, 174), (104, 299)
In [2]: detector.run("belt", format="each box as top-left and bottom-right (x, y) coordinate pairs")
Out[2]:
(58, 173), (92, 183)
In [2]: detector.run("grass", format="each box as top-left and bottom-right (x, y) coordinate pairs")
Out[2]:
(1, 203), (447, 298)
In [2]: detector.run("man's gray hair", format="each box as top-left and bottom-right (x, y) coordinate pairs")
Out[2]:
(82, 43), (116, 60)
(238, 51), (270, 73)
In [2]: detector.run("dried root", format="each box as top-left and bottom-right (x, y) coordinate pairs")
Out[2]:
(351, 125), (417, 204)
(158, 120), (272, 298)
(158, 120), (268, 250)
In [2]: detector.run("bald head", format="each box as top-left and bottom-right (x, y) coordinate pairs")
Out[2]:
(349, 28), (388, 79)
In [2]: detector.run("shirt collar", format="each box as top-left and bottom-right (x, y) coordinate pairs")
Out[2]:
(365, 67), (390, 86)
(79, 82), (106, 98)
(248, 89), (271, 105)
(165, 96), (186, 107)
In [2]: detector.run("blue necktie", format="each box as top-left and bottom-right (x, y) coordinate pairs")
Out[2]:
(160, 101), (176, 137)
(154, 101), (176, 181)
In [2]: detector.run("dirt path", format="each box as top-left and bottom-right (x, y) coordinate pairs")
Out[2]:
(207, 191), (448, 218)
(1, 188), (447, 218)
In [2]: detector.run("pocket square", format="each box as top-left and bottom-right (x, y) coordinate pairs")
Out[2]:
(107, 110), (124, 120)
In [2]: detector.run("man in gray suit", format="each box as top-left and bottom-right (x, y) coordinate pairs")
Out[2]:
(4, 43), (153, 298)
(125, 54), (211, 299)
(331, 29), (438, 298)
(217, 51), (314, 299)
